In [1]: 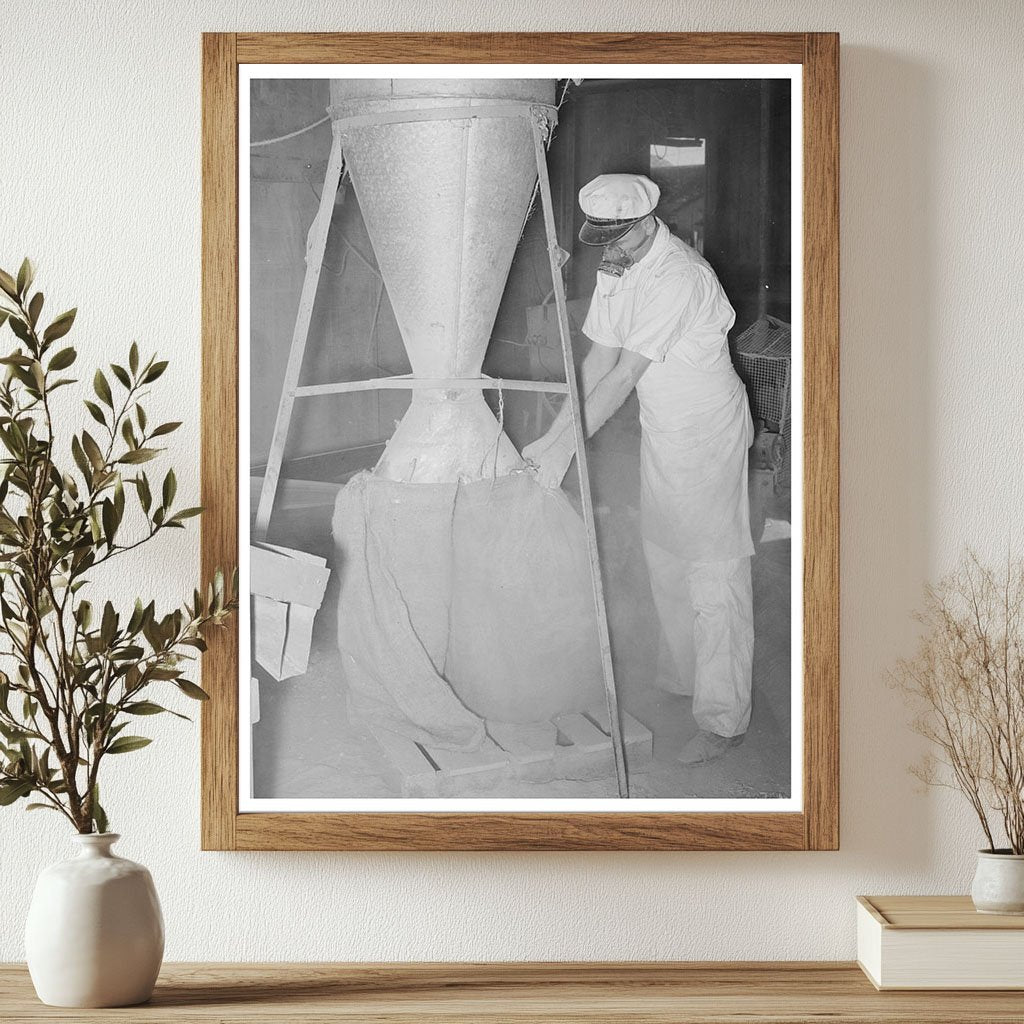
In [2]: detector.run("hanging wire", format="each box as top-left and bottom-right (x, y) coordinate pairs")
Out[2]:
(250, 114), (331, 149)
(492, 382), (505, 482)
(479, 379), (507, 484)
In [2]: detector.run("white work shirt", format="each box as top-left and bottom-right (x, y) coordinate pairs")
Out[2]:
(583, 219), (740, 432)
(582, 219), (754, 562)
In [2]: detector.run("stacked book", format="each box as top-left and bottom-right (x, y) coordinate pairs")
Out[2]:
(857, 895), (1024, 990)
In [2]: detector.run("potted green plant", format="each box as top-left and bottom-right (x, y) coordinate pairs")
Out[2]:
(0, 259), (236, 1006)
(895, 551), (1024, 914)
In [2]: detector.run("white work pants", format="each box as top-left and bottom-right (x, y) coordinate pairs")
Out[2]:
(642, 539), (754, 738)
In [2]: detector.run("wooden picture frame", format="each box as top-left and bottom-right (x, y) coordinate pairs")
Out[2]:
(201, 32), (838, 851)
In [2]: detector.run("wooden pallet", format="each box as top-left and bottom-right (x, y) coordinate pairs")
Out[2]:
(371, 709), (652, 798)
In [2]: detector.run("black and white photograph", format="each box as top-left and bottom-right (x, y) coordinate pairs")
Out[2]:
(241, 66), (801, 809)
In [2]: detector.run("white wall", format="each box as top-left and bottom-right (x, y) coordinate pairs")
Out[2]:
(1, 0), (1022, 961)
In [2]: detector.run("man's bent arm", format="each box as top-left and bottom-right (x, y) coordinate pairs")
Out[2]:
(549, 343), (650, 446)
(577, 345), (651, 438)
(538, 340), (621, 448)
(523, 342), (651, 487)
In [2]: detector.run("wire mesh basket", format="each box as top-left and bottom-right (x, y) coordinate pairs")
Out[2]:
(733, 316), (792, 484)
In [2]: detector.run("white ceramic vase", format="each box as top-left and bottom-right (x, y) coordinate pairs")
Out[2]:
(971, 850), (1024, 915)
(25, 833), (164, 1007)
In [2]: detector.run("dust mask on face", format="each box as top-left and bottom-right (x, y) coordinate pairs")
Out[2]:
(597, 250), (636, 278)
(596, 219), (652, 279)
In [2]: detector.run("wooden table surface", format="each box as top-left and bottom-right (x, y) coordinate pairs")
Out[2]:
(3, 962), (1024, 1023)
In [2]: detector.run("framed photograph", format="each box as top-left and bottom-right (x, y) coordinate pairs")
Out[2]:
(201, 32), (838, 850)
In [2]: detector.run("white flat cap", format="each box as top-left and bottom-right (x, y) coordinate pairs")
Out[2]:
(578, 173), (661, 245)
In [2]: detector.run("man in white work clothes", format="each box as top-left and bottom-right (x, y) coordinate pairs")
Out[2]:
(524, 173), (755, 765)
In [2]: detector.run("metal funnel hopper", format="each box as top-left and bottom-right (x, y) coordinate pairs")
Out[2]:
(330, 79), (555, 481)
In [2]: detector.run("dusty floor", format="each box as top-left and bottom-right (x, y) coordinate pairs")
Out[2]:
(252, 424), (792, 801)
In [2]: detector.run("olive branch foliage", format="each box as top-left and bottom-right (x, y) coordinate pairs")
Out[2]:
(0, 259), (236, 834)
(894, 551), (1024, 854)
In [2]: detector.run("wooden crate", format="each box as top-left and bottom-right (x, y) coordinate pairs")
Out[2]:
(372, 709), (652, 798)
(251, 542), (330, 681)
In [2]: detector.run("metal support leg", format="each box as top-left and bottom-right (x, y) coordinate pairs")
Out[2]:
(530, 114), (629, 799)
(253, 126), (347, 541)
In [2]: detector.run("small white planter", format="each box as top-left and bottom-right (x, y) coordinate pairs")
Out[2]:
(971, 850), (1024, 915)
(25, 833), (164, 1007)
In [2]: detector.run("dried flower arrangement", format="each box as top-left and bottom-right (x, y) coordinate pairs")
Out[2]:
(894, 551), (1024, 854)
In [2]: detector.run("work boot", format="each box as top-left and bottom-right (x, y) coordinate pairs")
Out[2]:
(678, 729), (744, 765)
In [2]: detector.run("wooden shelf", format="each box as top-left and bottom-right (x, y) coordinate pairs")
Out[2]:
(3, 962), (1024, 1022)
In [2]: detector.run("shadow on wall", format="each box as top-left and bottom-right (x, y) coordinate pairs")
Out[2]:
(838, 48), (937, 870)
